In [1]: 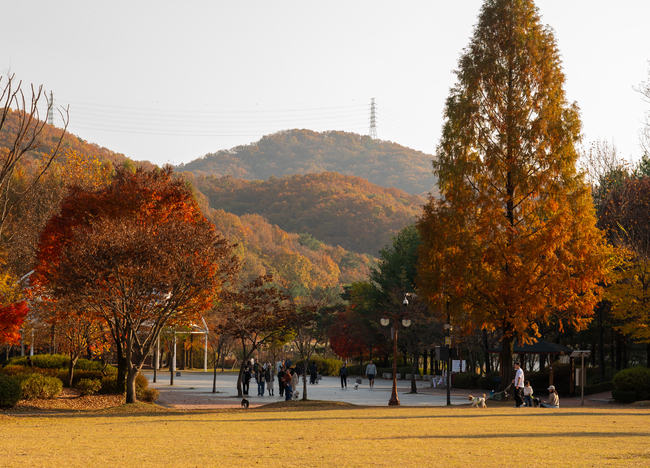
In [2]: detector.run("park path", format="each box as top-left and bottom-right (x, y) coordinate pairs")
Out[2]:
(144, 370), (614, 410)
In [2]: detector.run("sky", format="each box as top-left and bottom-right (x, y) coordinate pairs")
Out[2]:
(2, 1), (649, 168)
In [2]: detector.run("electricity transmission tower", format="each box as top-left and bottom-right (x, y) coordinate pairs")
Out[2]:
(369, 97), (377, 139)
(47, 91), (54, 126)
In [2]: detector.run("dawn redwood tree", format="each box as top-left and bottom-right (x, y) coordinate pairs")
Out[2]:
(417, 0), (609, 387)
(34, 166), (238, 403)
(217, 275), (295, 397)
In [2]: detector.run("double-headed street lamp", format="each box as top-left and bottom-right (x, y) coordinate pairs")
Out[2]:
(381, 293), (412, 406)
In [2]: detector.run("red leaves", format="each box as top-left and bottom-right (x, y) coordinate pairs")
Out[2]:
(0, 301), (29, 345)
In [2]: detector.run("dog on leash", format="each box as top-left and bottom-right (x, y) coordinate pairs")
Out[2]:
(469, 394), (487, 408)
(241, 398), (250, 409)
(292, 390), (300, 401)
(354, 383), (359, 390)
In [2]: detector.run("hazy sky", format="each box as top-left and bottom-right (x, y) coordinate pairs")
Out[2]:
(3, 1), (649, 167)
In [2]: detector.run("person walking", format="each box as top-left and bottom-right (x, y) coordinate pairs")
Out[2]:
(290, 368), (299, 397)
(365, 361), (377, 389)
(339, 363), (348, 389)
(266, 363), (274, 396)
(277, 366), (286, 397)
(257, 367), (266, 396)
(512, 362), (525, 408)
(283, 369), (293, 401)
(309, 362), (318, 384)
(242, 365), (252, 396)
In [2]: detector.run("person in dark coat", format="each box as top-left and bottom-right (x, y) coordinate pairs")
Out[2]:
(309, 362), (318, 384)
(339, 363), (348, 389)
(242, 366), (252, 396)
(277, 367), (286, 397)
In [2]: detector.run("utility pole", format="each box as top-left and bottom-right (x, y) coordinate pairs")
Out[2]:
(369, 97), (377, 139)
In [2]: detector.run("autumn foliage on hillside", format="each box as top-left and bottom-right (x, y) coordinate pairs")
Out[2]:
(0, 108), (151, 170)
(177, 129), (437, 195)
(207, 209), (374, 292)
(190, 171), (424, 255)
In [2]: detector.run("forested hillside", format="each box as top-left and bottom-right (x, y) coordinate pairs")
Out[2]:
(0, 109), (150, 170)
(185, 171), (424, 255)
(177, 129), (437, 196)
(205, 209), (374, 294)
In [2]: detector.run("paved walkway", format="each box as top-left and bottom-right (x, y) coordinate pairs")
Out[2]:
(144, 370), (470, 409)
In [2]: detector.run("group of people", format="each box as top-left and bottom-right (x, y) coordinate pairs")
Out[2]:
(242, 358), (319, 402)
(513, 361), (560, 408)
(338, 362), (378, 389)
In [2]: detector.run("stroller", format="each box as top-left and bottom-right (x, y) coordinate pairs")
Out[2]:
(487, 382), (513, 401)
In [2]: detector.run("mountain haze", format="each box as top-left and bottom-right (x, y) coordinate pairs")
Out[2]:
(177, 129), (437, 196)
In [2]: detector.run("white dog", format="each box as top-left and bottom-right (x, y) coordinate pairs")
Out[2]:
(354, 383), (359, 390)
(292, 390), (300, 401)
(469, 394), (487, 408)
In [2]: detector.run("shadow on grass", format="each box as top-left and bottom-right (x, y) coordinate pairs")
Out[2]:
(366, 431), (650, 440)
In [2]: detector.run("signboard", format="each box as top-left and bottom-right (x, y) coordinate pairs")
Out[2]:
(444, 336), (451, 346)
(452, 360), (466, 372)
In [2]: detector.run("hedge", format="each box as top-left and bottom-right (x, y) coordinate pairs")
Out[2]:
(0, 374), (22, 407)
(75, 379), (102, 396)
(453, 372), (481, 389)
(3, 354), (115, 373)
(612, 367), (650, 403)
(295, 357), (342, 376)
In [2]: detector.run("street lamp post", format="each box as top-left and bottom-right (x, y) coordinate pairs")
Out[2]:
(381, 294), (412, 406)
(444, 312), (452, 406)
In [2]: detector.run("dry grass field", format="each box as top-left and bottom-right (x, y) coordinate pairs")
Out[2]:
(1, 402), (649, 467)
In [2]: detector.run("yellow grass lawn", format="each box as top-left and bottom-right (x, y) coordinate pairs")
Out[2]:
(1, 404), (649, 467)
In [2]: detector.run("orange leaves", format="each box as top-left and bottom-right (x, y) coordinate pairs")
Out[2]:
(0, 301), (29, 345)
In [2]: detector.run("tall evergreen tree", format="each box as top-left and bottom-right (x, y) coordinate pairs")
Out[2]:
(417, 0), (609, 386)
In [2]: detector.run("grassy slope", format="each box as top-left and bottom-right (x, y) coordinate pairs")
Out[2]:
(2, 406), (649, 467)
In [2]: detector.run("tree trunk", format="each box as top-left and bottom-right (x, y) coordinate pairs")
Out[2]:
(483, 329), (491, 374)
(116, 353), (127, 394)
(212, 352), (218, 393)
(125, 365), (138, 403)
(500, 335), (514, 391)
(67, 355), (79, 388)
(409, 353), (418, 393)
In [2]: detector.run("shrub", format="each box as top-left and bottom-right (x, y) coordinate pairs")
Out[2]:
(0, 375), (22, 407)
(75, 379), (102, 396)
(583, 381), (614, 396)
(477, 371), (500, 390)
(20, 374), (63, 400)
(453, 372), (481, 389)
(55, 370), (106, 387)
(100, 375), (119, 394)
(135, 372), (149, 395)
(295, 357), (342, 376)
(139, 387), (160, 403)
(612, 367), (650, 403)
(612, 389), (638, 404)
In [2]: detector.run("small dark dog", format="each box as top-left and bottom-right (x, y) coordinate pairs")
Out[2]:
(241, 398), (249, 409)
(532, 397), (541, 408)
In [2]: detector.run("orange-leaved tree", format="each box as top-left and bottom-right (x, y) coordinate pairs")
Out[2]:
(216, 274), (295, 397)
(34, 165), (239, 403)
(417, 0), (609, 387)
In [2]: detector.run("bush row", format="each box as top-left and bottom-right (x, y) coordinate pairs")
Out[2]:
(1, 365), (114, 387)
(0, 370), (158, 408)
(295, 357), (343, 376)
(3, 354), (108, 371)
